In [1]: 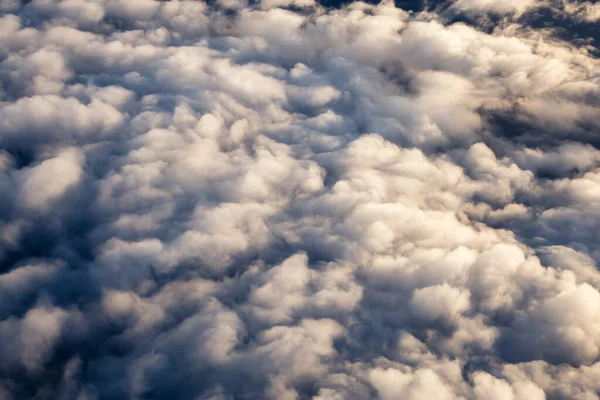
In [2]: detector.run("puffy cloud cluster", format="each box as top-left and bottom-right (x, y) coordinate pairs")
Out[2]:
(1, 0), (600, 398)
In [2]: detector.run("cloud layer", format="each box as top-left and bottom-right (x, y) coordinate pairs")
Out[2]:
(1, 0), (599, 399)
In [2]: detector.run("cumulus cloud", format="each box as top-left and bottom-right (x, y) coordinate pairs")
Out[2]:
(1, 0), (600, 399)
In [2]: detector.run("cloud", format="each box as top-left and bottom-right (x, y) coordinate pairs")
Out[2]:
(449, 0), (537, 17)
(0, 0), (599, 399)
(16, 147), (85, 212)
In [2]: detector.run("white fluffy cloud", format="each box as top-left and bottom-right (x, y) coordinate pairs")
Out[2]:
(0, 0), (599, 399)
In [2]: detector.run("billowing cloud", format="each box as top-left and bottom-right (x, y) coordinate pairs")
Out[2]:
(1, 0), (599, 399)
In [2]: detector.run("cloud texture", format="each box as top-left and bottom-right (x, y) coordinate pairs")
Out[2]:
(1, 0), (600, 399)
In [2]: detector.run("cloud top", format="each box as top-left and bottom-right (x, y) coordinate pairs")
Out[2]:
(1, 0), (599, 399)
